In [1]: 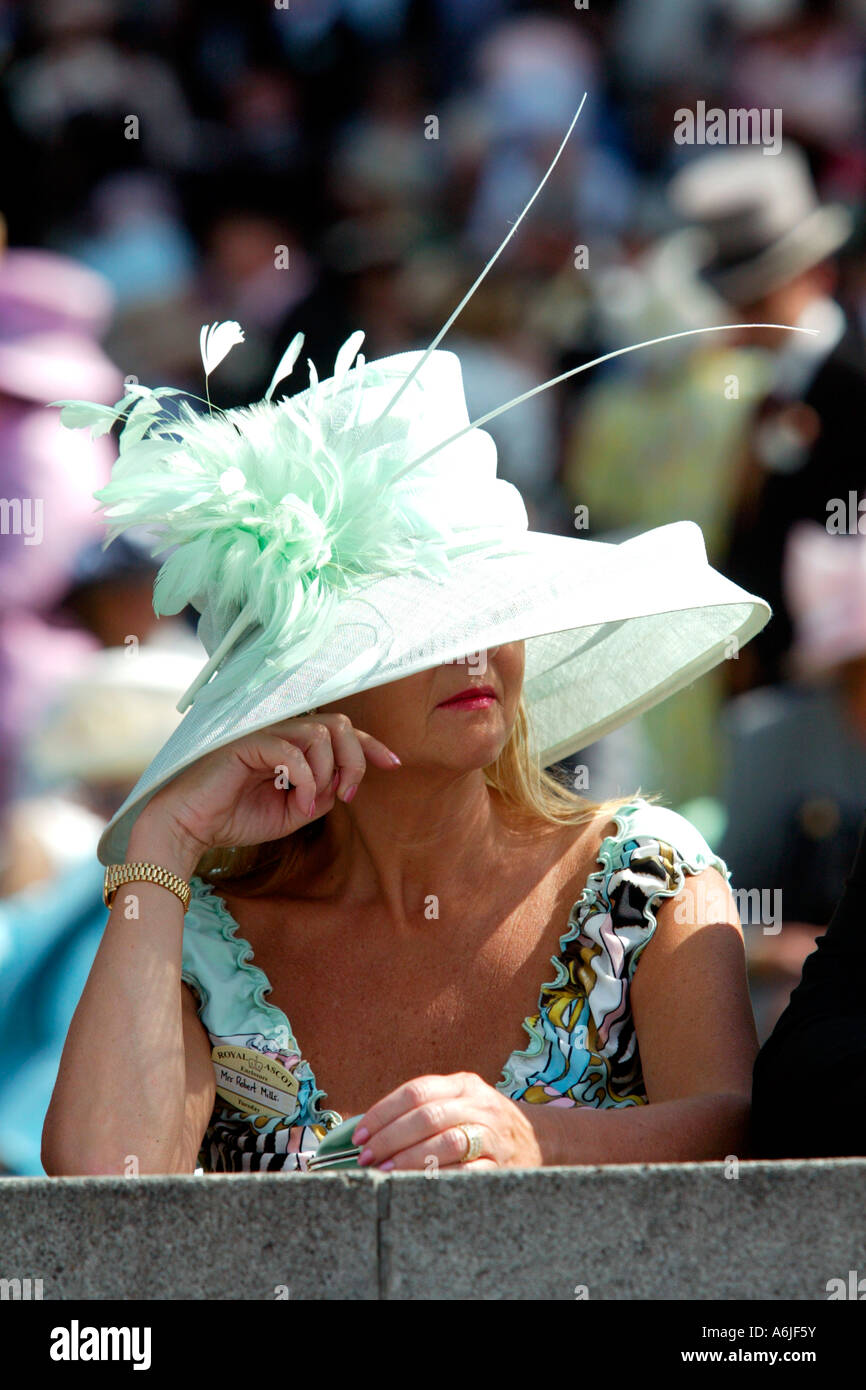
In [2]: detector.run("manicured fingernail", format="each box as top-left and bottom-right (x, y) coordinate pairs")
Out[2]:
(378, 1159), (395, 1171)
(344, 784), (357, 803)
(330, 770), (339, 791)
(388, 752), (401, 765)
(353, 1126), (369, 1144)
(358, 1147), (373, 1165)
(306, 799), (316, 818)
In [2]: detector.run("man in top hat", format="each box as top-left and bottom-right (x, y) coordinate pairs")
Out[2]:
(669, 143), (862, 689)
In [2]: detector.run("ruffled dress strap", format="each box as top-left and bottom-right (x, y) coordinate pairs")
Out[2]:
(181, 876), (339, 1171)
(181, 876), (297, 1050)
(499, 797), (732, 1108)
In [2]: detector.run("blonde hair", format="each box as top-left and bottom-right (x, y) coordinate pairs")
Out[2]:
(193, 694), (655, 896)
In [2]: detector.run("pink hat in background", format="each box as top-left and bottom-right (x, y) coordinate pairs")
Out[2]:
(0, 248), (121, 405)
(0, 246), (124, 612)
(783, 520), (866, 679)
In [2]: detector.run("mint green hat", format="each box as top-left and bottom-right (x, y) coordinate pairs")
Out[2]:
(50, 100), (792, 866)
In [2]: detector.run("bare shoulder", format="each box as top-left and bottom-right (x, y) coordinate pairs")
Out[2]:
(655, 864), (743, 935)
(559, 805), (622, 900)
(562, 801), (742, 926)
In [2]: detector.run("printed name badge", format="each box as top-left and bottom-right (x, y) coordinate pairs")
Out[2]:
(211, 1045), (300, 1120)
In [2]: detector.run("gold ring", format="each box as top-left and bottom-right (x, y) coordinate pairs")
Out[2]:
(457, 1123), (484, 1163)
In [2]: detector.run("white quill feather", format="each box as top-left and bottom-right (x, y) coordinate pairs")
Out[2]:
(264, 332), (305, 402)
(200, 321), (245, 378)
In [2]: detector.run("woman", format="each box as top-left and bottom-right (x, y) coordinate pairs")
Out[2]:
(42, 317), (765, 1176)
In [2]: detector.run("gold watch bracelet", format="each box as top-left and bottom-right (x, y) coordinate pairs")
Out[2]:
(103, 861), (192, 911)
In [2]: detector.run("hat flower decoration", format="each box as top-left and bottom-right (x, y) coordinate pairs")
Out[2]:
(50, 96), (820, 865)
(56, 314), (531, 714)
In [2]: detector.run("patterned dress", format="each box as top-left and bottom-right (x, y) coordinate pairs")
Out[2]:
(180, 798), (731, 1171)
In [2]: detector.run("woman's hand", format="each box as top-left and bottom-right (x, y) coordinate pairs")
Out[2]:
(352, 1071), (545, 1171)
(140, 712), (401, 857)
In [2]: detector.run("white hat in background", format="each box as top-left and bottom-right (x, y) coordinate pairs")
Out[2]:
(668, 144), (852, 305)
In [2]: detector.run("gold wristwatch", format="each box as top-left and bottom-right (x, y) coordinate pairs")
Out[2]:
(103, 862), (192, 911)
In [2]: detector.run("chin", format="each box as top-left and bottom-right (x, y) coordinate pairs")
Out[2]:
(438, 730), (509, 772)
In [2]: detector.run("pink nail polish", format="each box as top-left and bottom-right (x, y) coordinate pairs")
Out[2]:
(388, 752), (401, 765)
(358, 1147), (373, 1165)
(307, 799), (316, 818)
(353, 1126), (369, 1144)
(378, 1159), (395, 1171)
(344, 784), (357, 803)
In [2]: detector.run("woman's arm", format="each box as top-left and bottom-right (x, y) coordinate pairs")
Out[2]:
(43, 713), (397, 1175)
(41, 814), (209, 1176)
(526, 1092), (752, 1165)
(352, 867), (759, 1170)
(527, 866), (759, 1165)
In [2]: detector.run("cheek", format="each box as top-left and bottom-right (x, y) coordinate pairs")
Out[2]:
(315, 691), (386, 740)
(319, 678), (429, 741)
(495, 646), (525, 694)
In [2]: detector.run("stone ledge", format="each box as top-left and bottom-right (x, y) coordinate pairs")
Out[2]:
(0, 1171), (380, 1300)
(1, 1160), (864, 1300)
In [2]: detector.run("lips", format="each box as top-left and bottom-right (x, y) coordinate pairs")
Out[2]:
(436, 686), (497, 708)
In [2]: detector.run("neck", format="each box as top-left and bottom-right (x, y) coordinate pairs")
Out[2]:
(305, 764), (540, 928)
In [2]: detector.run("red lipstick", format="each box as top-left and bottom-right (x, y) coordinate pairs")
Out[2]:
(435, 685), (497, 710)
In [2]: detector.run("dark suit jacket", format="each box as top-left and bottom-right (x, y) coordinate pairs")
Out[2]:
(726, 320), (866, 686)
(750, 809), (866, 1157)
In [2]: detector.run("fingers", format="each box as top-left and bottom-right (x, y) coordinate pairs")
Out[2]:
(352, 728), (403, 772)
(252, 735), (319, 821)
(374, 1134), (497, 1173)
(315, 713), (370, 801)
(266, 712), (401, 804)
(352, 1072), (472, 1147)
(294, 721), (336, 808)
(356, 1095), (489, 1171)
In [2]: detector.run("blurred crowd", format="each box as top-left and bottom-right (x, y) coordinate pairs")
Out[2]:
(1, 0), (866, 1171)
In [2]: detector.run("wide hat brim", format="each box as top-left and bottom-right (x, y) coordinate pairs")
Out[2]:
(96, 518), (769, 864)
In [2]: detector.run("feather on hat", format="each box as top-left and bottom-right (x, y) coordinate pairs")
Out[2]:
(51, 96), (814, 865)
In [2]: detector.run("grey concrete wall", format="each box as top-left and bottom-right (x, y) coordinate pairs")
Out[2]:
(1, 1160), (864, 1300)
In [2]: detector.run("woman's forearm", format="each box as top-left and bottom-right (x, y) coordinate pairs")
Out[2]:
(42, 818), (201, 1177)
(524, 1092), (752, 1166)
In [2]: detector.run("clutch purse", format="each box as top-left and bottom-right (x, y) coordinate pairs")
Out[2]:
(306, 1114), (366, 1171)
